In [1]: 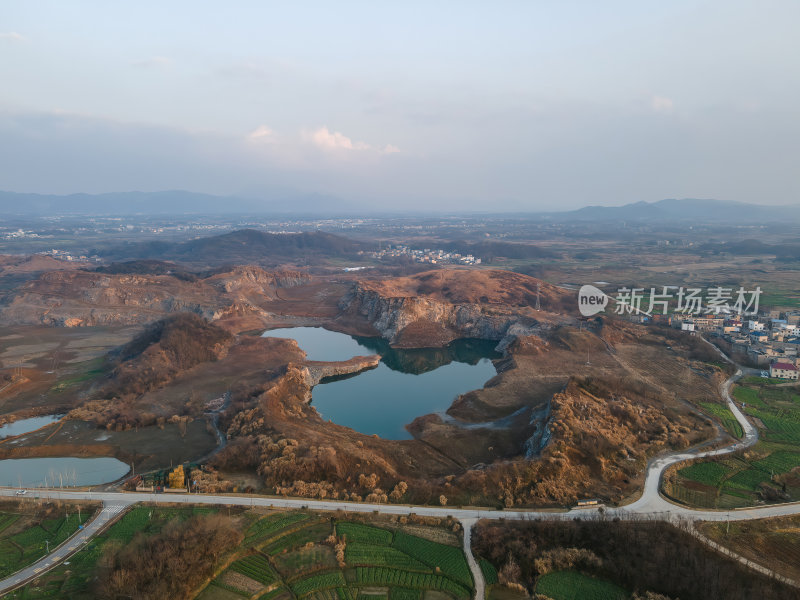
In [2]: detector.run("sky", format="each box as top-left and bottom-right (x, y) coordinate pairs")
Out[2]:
(1, 1), (799, 211)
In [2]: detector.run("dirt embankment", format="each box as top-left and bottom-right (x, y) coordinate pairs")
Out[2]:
(302, 356), (382, 388)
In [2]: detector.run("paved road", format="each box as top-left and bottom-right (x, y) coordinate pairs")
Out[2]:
(625, 367), (759, 516)
(0, 499), (133, 596)
(0, 346), (795, 596)
(460, 519), (484, 600)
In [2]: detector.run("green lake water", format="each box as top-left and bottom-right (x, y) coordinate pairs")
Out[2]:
(262, 327), (499, 439)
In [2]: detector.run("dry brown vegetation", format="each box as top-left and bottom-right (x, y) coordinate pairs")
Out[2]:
(97, 513), (242, 600)
(358, 269), (572, 312)
(0, 266), (729, 507)
(0, 264), (314, 328)
(473, 518), (799, 600)
(109, 313), (233, 394)
(209, 313), (718, 507)
(458, 375), (695, 507)
(67, 313), (234, 430)
(698, 515), (800, 583)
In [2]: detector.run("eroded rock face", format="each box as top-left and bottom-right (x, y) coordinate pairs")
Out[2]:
(206, 267), (310, 294)
(337, 270), (574, 348)
(0, 266), (307, 327)
(340, 283), (538, 347)
(0, 271), (209, 326)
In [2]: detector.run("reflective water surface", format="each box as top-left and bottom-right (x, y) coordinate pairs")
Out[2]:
(262, 327), (499, 439)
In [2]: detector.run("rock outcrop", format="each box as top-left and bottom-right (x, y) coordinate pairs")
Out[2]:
(0, 266), (311, 327)
(340, 284), (528, 346)
(301, 355), (382, 388)
(338, 270), (573, 348)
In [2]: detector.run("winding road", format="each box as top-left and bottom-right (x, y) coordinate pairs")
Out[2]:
(0, 351), (797, 597)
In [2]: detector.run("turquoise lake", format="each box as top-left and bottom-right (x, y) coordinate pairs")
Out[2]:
(262, 327), (499, 440)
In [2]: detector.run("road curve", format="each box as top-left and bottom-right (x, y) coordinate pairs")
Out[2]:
(625, 367), (758, 515)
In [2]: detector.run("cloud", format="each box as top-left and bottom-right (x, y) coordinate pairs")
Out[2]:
(0, 32), (25, 42)
(248, 125), (275, 141)
(305, 126), (399, 154)
(651, 95), (674, 113)
(131, 56), (171, 68)
(308, 126), (371, 151)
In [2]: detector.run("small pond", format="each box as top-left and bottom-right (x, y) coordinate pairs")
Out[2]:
(0, 457), (130, 488)
(0, 415), (62, 439)
(262, 327), (500, 439)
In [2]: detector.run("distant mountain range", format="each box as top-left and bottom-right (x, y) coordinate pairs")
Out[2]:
(1, 190), (798, 222)
(559, 198), (800, 223)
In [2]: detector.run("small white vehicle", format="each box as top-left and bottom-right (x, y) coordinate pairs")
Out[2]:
(14, 490), (27, 496)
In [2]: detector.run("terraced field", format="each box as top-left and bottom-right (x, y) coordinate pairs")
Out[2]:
(667, 379), (800, 508)
(196, 512), (473, 600)
(7, 503), (473, 600)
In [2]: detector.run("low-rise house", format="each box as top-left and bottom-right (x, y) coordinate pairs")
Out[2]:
(770, 362), (799, 380)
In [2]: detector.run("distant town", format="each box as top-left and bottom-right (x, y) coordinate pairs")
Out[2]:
(662, 311), (799, 380)
(365, 244), (481, 265)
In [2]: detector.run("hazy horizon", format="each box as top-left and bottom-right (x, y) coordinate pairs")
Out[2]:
(2, 1), (799, 211)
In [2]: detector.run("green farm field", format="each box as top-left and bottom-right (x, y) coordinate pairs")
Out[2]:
(666, 378), (800, 508)
(200, 510), (473, 600)
(10, 506), (473, 600)
(535, 570), (628, 600)
(0, 502), (93, 581)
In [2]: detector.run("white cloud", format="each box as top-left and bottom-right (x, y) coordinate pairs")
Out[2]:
(651, 95), (674, 113)
(0, 32), (25, 42)
(131, 56), (171, 68)
(305, 126), (400, 155)
(248, 125), (275, 141)
(308, 126), (370, 151)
